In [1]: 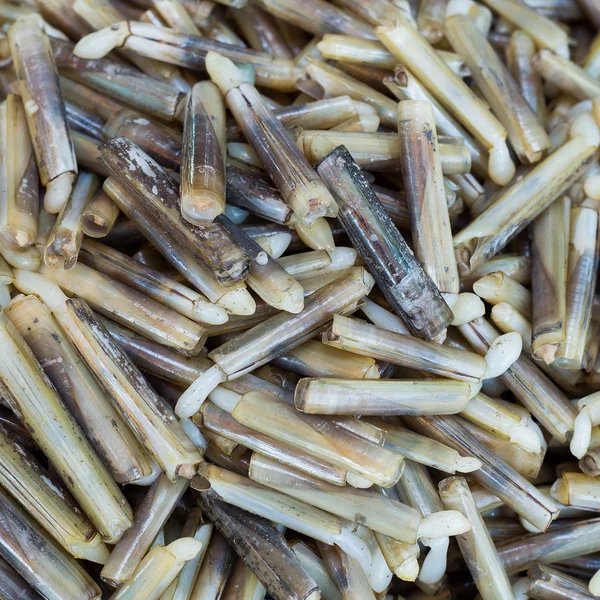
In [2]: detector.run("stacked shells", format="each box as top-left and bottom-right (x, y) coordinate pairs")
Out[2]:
(0, 1), (598, 599)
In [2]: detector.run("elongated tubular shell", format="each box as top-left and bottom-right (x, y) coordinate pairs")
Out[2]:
(71, 130), (109, 177)
(231, 391), (404, 487)
(316, 145), (452, 341)
(296, 129), (471, 174)
(230, 3), (293, 59)
(74, 20), (304, 92)
(187, 529), (233, 600)
(371, 418), (480, 474)
(396, 458), (444, 523)
(268, 95), (365, 131)
(526, 563), (592, 599)
(8, 17), (77, 214)
(208, 266), (375, 378)
(291, 541), (343, 599)
(150, 0), (202, 34)
(302, 57), (398, 130)
(439, 477), (515, 599)
(506, 31), (547, 123)
(397, 100), (459, 295)
(444, 14), (550, 164)
(61, 298), (204, 480)
(222, 555), (267, 600)
(418, 0), (446, 43)
(275, 248), (335, 277)
(317, 34), (397, 69)
(376, 17), (515, 186)
(100, 475), (188, 586)
(102, 108), (182, 169)
(0, 487), (101, 600)
(195, 463), (371, 568)
(480, 0), (570, 57)
(41, 261), (207, 356)
(194, 487), (320, 600)
(249, 454), (420, 542)
(556, 205), (599, 370)
(12, 270), (204, 482)
(100, 317), (213, 386)
(531, 196), (569, 362)
(459, 317), (576, 442)
(199, 401), (347, 486)
(322, 314), (486, 382)
(407, 414), (559, 532)
(383, 65), (488, 178)
(79, 239), (228, 325)
(59, 76), (124, 122)
(63, 100), (104, 139)
(103, 178), (256, 315)
(226, 158), (293, 225)
(166, 508), (213, 600)
(254, 0), (376, 39)
(52, 39), (184, 122)
(453, 134), (597, 276)
(108, 538), (203, 600)
(0, 94), (39, 249)
(6, 294), (154, 486)
(535, 50), (600, 100)
(181, 81), (226, 224)
(294, 377), (474, 416)
(497, 517), (600, 575)
(0, 420), (108, 563)
(550, 472), (600, 511)
(207, 53), (338, 228)
(272, 338), (379, 379)
(458, 419), (542, 479)
(0, 309), (132, 544)
(330, 0), (410, 27)
(39, 0), (93, 41)
(98, 136), (251, 286)
(44, 171), (100, 269)
(317, 541), (376, 600)
(461, 393), (541, 454)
